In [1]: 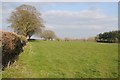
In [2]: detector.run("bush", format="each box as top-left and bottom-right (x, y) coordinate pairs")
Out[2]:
(95, 30), (119, 43)
(1, 31), (27, 70)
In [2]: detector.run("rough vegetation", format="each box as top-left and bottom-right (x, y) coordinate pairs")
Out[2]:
(1, 31), (27, 70)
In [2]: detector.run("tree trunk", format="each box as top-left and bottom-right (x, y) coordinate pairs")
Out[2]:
(28, 35), (31, 40)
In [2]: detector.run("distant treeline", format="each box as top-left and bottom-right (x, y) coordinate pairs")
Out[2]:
(95, 30), (120, 43)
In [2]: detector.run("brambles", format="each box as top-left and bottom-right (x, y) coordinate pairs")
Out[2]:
(1, 31), (27, 70)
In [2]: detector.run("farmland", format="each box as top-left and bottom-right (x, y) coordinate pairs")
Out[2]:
(2, 40), (118, 78)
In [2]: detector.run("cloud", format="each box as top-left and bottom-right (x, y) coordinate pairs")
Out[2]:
(41, 8), (117, 38)
(42, 9), (117, 30)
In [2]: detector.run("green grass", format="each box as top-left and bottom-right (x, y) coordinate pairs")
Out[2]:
(2, 40), (118, 78)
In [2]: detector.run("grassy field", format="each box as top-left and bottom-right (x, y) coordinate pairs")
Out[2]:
(2, 40), (118, 78)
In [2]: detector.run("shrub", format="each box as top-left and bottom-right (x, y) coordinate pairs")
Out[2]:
(1, 31), (27, 70)
(95, 30), (120, 43)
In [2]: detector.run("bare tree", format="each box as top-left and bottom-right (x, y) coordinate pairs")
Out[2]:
(41, 30), (56, 41)
(8, 4), (44, 39)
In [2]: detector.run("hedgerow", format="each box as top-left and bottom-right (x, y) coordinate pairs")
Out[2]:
(1, 31), (27, 70)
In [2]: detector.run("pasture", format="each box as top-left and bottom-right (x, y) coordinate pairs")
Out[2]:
(2, 40), (118, 78)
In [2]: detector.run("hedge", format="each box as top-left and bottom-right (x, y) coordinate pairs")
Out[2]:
(1, 31), (27, 70)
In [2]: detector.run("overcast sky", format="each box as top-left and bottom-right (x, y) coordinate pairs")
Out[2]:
(1, 2), (118, 39)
